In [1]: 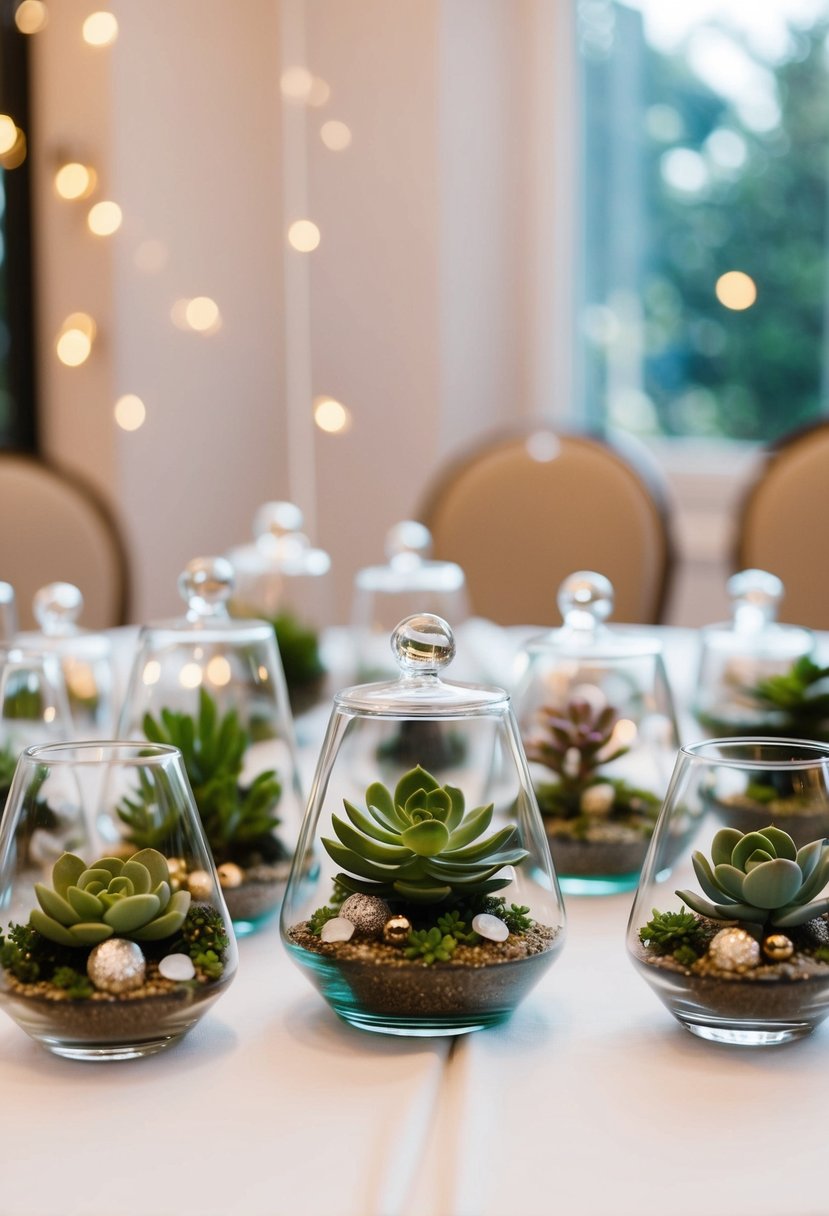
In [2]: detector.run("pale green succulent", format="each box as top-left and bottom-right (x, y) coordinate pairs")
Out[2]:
(676, 825), (829, 930)
(322, 765), (528, 905)
(30, 848), (191, 947)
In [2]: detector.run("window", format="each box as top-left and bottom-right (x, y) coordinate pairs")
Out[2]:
(578, 0), (829, 443)
(0, 3), (37, 451)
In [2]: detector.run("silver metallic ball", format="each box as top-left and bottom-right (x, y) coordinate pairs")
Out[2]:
(382, 915), (412, 946)
(763, 933), (795, 962)
(87, 939), (147, 994)
(708, 927), (761, 973)
(340, 893), (391, 938)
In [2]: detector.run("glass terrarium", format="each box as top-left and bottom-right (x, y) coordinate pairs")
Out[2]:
(0, 644), (73, 813)
(117, 557), (305, 936)
(628, 739), (829, 1046)
(693, 569), (816, 740)
(280, 613), (565, 1037)
(512, 571), (680, 894)
(15, 582), (114, 737)
(350, 521), (468, 681)
(0, 742), (237, 1060)
(226, 501), (331, 715)
(0, 581), (17, 641)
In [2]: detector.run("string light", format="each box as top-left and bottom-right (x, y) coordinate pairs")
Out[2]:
(0, 116), (17, 155)
(114, 394), (146, 431)
(82, 11), (118, 47)
(56, 313), (96, 367)
(313, 396), (351, 434)
(280, 67), (313, 102)
(14, 1), (48, 34)
(320, 121), (352, 151)
(288, 220), (320, 252)
(55, 162), (96, 200)
(87, 200), (122, 236)
(307, 77), (331, 107)
(715, 271), (757, 311)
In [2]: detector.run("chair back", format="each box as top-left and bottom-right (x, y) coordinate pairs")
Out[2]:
(0, 454), (128, 629)
(735, 419), (829, 629)
(418, 426), (674, 625)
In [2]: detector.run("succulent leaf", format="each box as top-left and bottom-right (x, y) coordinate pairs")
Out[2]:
(677, 824), (829, 930)
(29, 849), (191, 947)
(323, 766), (527, 904)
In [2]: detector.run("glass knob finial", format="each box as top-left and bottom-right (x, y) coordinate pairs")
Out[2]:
(178, 556), (234, 618)
(557, 570), (614, 630)
(391, 613), (455, 674)
(33, 582), (83, 635)
(253, 500), (304, 540)
(728, 568), (783, 632)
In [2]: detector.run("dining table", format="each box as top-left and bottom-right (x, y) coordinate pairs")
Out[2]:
(0, 621), (827, 1216)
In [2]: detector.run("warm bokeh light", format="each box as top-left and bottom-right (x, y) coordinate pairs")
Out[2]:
(307, 77), (331, 107)
(280, 66), (313, 102)
(114, 394), (146, 432)
(0, 116), (18, 155)
(314, 396), (352, 434)
(82, 10), (118, 46)
(206, 656), (232, 687)
(185, 296), (221, 332)
(142, 660), (161, 686)
(55, 162), (96, 200)
(288, 219), (321, 252)
(14, 1), (48, 34)
(715, 270), (757, 311)
(56, 313), (96, 367)
(0, 128), (26, 170)
(179, 663), (203, 690)
(133, 239), (168, 273)
(320, 120), (352, 151)
(87, 200), (122, 236)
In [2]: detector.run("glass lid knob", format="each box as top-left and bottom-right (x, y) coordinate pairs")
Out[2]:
(557, 570), (614, 631)
(727, 568), (783, 632)
(253, 500), (305, 540)
(385, 520), (432, 566)
(178, 556), (234, 619)
(33, 582), (83, 635)
(391, 613), (456, 675)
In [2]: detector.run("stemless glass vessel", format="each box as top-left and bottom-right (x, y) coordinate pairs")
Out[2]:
(0, 742), (237, 1060)
(16, 582), (114, 736)
(693, 570), (814, 739)
(226, 501), (331, 715)
(280, 613), (565, 1037)
(627, 739), (829, 1046)
(0, 645), (73, 813)
(118, 557), (305, 936)
(350, 522), (468, 681)
(512, 571), (680, 894)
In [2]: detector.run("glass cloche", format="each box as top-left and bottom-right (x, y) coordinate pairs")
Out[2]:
(117, 557), (305, 935)
(226, 501), (331, 714)
(512, 571), (681, 895)
(15, 582), (113, 736)
(280, 613), (565, 1037)
(693, 569), (817, 739)
(350, 521), (468, 681)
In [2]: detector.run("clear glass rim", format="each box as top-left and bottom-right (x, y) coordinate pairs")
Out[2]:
(21, 741), (181, 767)
(681, 737), (829, 769)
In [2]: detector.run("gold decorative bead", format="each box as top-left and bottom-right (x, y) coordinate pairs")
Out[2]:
(167, 857), (188, 891)
(383, 915), (412, 946)
(187, 869), (213, 901)
(217, 862), (244, 889)
(763, 933), (794, 962)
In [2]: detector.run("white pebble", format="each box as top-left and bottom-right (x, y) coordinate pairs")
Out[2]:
(580, 782), (616, 817)
(159, 952), (196, 981)
(472, 913), (509, 942)
(320, 916), (355, 944)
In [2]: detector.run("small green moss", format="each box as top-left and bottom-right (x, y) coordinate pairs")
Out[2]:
(193, 950), (224, 980)
(672, 944), (700, 968)
(181, 903), (230, 957)
(308, 905), (338, 936)
(435, 910), (479, 944)
(639, 907), (707, 955)
(813, 945), (829, 964)
(51, 966), (94, 999)
(404, 927), (457, 964)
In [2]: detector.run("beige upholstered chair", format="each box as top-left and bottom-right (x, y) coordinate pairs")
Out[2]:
(417, 426), (674, 626)
(735, 420), (829, 630)
(0, 454), (129, 629)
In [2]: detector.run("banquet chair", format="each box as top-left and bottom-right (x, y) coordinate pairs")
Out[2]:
(417, 425), (675, 626)
(735, 419), (829, 630)
(0, 453), (129, 629)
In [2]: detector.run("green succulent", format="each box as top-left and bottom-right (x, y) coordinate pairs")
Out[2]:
(638, 907), (709, 954)
(322, 765), (528, 906)
(525, 699), (629, 794)
(29, 849), (191, 947)
(676, 825), (829, 930)
(120, 688), (282, 861)
(404, 927), (458, 964)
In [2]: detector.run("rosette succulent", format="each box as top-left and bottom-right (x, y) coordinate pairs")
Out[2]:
(322, 765), (527, 905)
(30, 848), (192, 947)
(676, 825), (829, 931)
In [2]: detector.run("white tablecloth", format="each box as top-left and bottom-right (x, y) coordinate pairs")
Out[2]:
(2, 624), (827, 1216)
